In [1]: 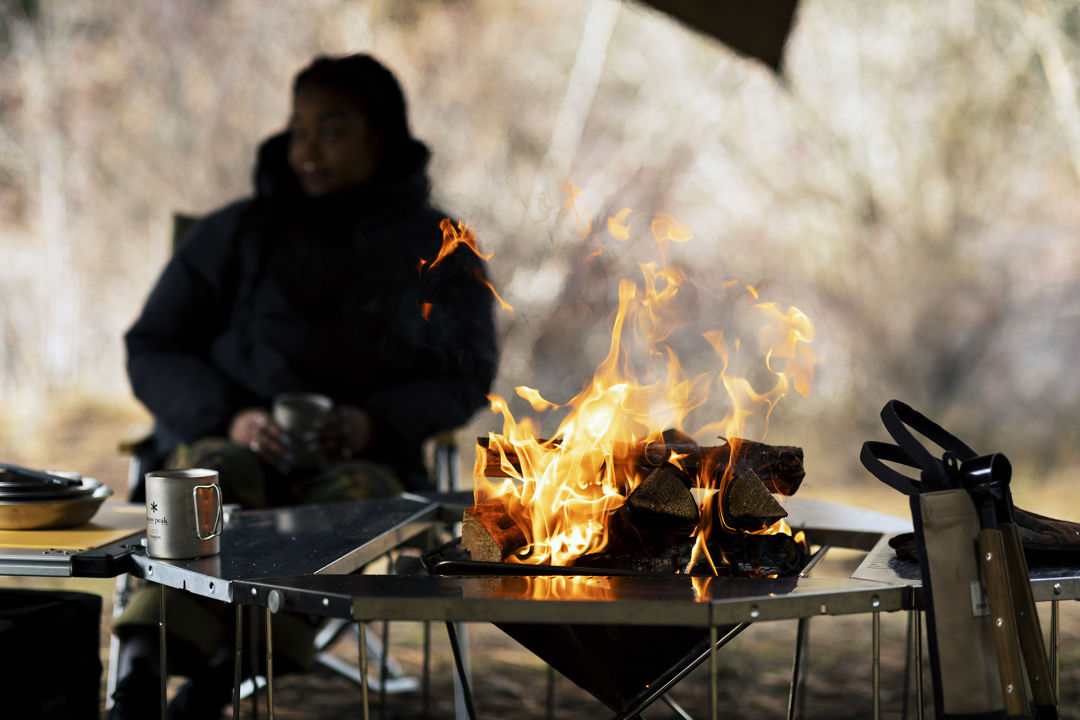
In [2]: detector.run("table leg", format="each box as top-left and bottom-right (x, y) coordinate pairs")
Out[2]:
(249, 607), (260, 719)
(265, 607), (274, 720)
(710, 624), (718, 720)
(915, 610), (924, 720)
(787, 617), (810, 720)
(901, 611), (913, 720)
(422, 621), (431, 720)
(872, 610), (881, 720)
(379, 619), (390, 719)
(233, 604), (243, 720)
(359, 622), (370, 720)
(446, 621), (478, 720)
(159, 584), (167, 720)
(1051, 599), (1060, 697)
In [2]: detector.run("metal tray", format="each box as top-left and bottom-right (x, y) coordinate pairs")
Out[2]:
(0, 484), (113, 530)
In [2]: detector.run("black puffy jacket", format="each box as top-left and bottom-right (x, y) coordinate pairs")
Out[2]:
(125, 132), (497, 489)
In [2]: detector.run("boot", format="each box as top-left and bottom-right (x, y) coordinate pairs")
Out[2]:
(108, 651), (162, 720)
(167, 650), (235, 720)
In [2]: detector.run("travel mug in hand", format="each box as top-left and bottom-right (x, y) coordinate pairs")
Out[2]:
(272, 392), (334, 469)
(144, 468), (223, 559)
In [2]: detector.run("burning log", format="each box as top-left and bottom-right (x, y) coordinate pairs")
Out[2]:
(625, 464), (698, 534)
(719, 468), (788, 532)
(462, 498), (527, 563)
(478, 436), (805, 495)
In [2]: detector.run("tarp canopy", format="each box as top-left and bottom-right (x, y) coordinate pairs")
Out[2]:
(634, 0), (799, 73)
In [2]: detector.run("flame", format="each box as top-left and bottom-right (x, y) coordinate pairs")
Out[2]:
(420, 218), (514, 313)
(489, 574), (618, 602)
(563, 180), (593, 236)
(475, 203), (817, 572)
(607, 208), (632, 241)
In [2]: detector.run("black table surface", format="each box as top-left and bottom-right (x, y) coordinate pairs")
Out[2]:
(129, 492), (457, 603)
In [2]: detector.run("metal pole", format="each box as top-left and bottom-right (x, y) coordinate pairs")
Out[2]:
(422, 621), (431, 720)
(265, 607), (274, 720)
(451, 622), (473, 720)
(249, 606), (259, 720)
(1051, 599), (1060, 698)
(233, 604), (243, 720)
(915, 610), (924, 720)
(872, 611), (881, 720)
(661, 694), (694, 720)
(901, 611), (914, 720)
(159, 585), (167, 720)
(710, 625), (718, 720)
(379, 620), (390, 720)
(787, 617), (810, 720)
(785, 543), (830, 720)
(613, 624), (749, 720)
(446, 622), (478, 720)
(359, 623), (371, 720)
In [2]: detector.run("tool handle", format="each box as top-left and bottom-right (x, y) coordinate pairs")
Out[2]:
(1001, 522), (1058, 716)
(978, 528), (1031, 717)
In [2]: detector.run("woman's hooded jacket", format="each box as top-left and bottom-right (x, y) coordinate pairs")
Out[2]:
(125, 132), (497, 489)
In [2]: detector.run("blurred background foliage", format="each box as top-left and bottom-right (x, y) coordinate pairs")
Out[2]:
(1, 0), (1079, 501)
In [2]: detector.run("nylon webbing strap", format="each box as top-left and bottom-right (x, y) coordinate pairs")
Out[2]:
(861, 400), (979, 494)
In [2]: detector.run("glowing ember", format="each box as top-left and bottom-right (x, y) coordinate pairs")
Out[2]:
(473, 197), (817, 574)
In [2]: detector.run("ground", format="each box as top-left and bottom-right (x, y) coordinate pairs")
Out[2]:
(1, 397), (1079, 718)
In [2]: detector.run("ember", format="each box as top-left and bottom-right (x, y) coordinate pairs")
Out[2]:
(466, 202), (817, 576)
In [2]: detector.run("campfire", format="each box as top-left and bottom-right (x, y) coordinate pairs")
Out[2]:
(451, 198), (818, 578)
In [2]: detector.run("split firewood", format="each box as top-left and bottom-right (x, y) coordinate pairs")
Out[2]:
(462, 498), (527, 563)
(478, 435), (804, 495)
(718, 468), (787, 532)
(625, 464), (698, 534)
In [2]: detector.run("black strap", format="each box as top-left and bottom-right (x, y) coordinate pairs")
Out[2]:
(880, 400), (977, 466)
(861, 400), (979, 494)
(859, 440), (923, 496)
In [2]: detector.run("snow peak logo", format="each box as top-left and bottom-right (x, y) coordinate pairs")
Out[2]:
(148, 502), (167, 524)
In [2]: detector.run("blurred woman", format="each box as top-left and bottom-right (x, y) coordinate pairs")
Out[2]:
(110, 53), (497, 719)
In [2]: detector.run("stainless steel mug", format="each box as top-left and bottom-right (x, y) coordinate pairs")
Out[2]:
(272, 392), (333, 469)
(144, 468), (223, 559)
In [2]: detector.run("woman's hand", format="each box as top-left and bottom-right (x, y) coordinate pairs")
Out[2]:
(229, 407), (291, 470)
(323, 406), (373, 461)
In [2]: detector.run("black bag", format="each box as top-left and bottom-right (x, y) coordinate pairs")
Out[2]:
(0, 589), (103, 720)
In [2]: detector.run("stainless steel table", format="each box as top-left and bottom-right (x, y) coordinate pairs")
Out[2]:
(127, 492), (447, 601)
(211, 494), (915, 720)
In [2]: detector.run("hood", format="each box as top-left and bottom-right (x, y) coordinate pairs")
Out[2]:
(251, 131), (434, 218)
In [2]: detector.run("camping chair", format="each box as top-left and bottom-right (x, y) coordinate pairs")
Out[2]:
(107, 212), (462, 709)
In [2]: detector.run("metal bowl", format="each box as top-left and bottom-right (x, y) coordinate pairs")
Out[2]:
(0, 483), (113, 530)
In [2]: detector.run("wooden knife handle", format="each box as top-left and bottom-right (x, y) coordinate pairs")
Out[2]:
(978, 528), (1031, 717)
(1001, 521), (1058, 713)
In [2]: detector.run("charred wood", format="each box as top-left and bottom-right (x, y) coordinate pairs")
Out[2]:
(477, 436), (804, 495)
(626, 464), (698, 534)
(718, 468), (788, 532)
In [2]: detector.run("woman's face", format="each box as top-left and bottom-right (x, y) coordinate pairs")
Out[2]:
(287, 86), (380, 196)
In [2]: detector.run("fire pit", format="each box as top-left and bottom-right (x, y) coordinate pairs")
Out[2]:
(420, 211), (824, 712)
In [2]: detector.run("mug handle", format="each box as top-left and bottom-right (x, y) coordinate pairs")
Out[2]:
(192, 483), (223, 540)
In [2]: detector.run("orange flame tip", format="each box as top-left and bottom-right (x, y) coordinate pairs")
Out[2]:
(607, 208), (632, 241)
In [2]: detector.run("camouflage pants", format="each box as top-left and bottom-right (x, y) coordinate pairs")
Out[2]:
(169, 436), (406, 508)
(114, 437), (405, 674)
